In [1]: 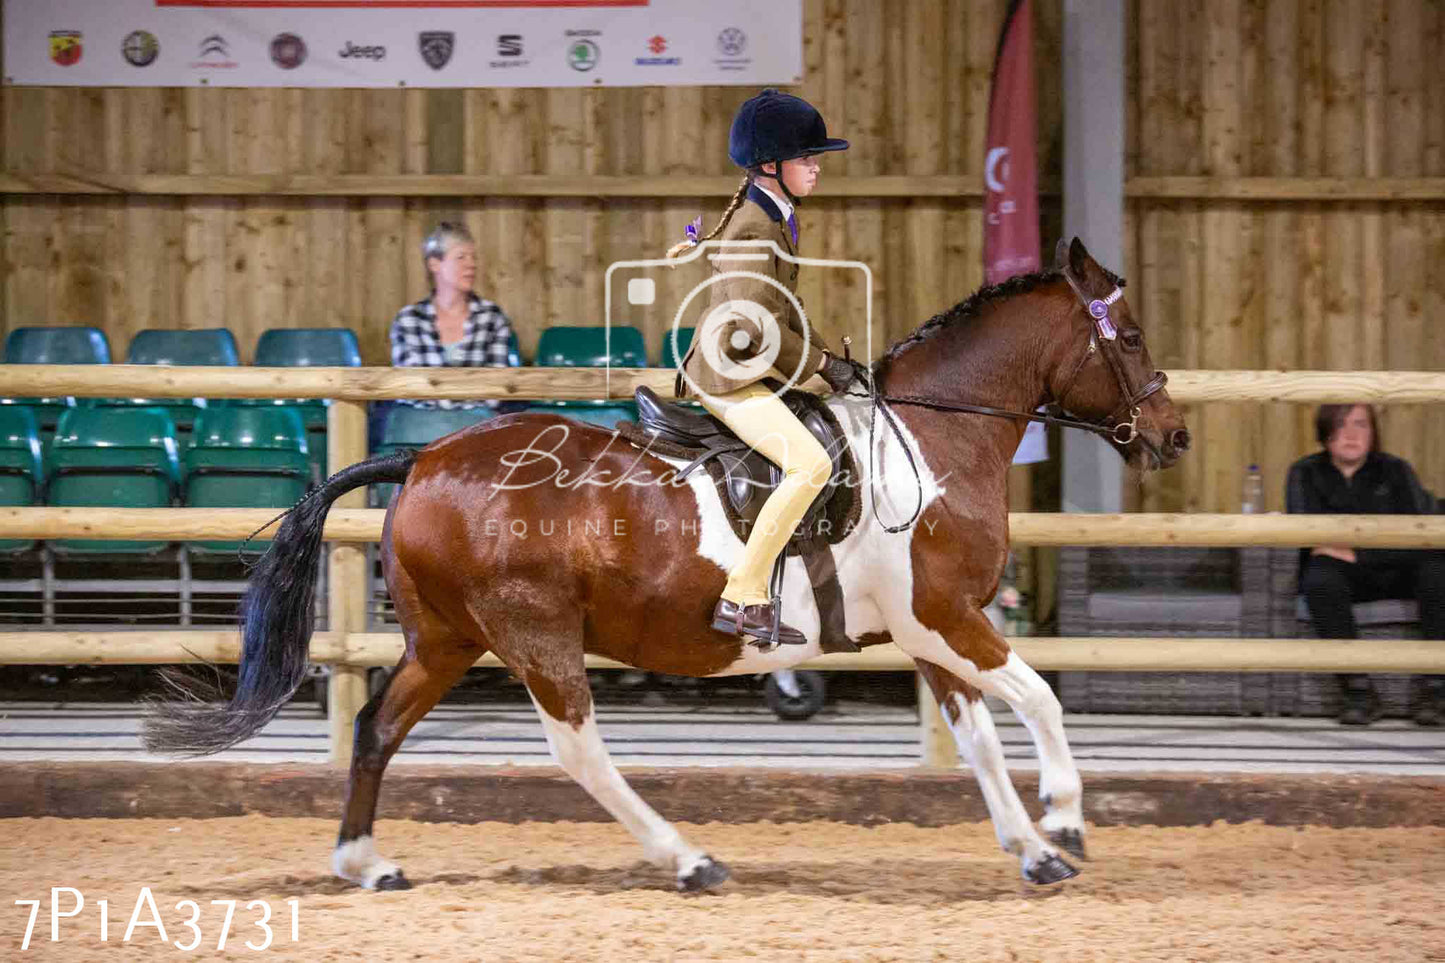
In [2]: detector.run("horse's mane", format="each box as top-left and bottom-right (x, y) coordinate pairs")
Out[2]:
(873, 266), (1126, 378)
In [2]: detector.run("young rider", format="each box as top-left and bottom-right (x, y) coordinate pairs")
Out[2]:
(669, 89), (857, 646)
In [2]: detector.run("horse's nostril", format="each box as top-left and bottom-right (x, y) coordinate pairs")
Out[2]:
(1168, 428), (1191, 453)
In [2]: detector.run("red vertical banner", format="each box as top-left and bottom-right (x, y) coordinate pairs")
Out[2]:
(982, 0), (1040, 286)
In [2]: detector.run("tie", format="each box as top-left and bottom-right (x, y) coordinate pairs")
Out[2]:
(786, 212), (798, 246)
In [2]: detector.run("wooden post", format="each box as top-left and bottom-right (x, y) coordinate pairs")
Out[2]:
(327, 400), (369, 766)
(916, 672), (958, 769)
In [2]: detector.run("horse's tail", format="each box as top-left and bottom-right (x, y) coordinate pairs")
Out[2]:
(143, 448), (418, 757)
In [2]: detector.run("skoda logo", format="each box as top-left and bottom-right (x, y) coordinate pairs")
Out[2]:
(568, 38), (599, 71)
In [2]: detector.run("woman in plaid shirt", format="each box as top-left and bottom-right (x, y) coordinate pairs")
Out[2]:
(389, 222), (516, 410)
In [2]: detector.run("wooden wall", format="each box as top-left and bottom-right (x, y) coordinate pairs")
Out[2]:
(1126, 0), (1445, 512)
(3, 0), (1445, 513)
(0, 0), (1042, 367)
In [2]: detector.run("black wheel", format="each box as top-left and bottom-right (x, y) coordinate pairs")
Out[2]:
(368, 667), (390, 700)
(764, 670), (826, 720)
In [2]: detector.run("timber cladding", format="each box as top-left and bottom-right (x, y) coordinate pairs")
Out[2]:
(2, 0), (1443, 512)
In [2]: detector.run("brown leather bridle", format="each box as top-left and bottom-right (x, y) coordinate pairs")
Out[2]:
(873, 271), (1168, 447)
(851, 270), (1170, 532)
(1049, 266), (1169, 446)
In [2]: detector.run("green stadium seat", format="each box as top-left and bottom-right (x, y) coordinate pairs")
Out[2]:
(534, 325), (647, 368)
(507, 331), (523, 367)
(2, 326), (109, 445)
(243, 327), (365, 484)
(533, 326), (646, 420)
(660, 327), (695, 369)
(4, 326), (112, 365)
(98, 329), (241, 434)
(546, 403), (637, 429)
(253, 328), (362, 368)
(369, 405), (495, 507)
(127, 328), (239, 366)
(0, 407), (44, 554)
(184, 407), (310, 556)
(46, 407), (180, 557)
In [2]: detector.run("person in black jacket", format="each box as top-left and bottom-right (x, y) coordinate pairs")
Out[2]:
(1286, 403), (1445, 726)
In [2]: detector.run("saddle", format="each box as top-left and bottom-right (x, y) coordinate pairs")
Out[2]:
(616, 385), (862, 654)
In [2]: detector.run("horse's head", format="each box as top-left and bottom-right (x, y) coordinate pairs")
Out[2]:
(1047, 237), (1189, 470)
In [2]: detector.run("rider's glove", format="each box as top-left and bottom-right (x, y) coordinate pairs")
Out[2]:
(817, 352), (856, 394)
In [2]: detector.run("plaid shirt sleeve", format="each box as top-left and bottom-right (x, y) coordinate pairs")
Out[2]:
(463, 297), (515, 367)
(390, 301), (444, 367)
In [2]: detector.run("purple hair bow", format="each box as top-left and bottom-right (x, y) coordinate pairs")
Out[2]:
(684, 215), (703, 243)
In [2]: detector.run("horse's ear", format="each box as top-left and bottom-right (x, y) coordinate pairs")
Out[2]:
(1067, 236), (1092, 275)
(1053, 237), (1071, 271)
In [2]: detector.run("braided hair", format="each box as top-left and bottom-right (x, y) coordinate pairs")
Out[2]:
(666, 175), (753, 259)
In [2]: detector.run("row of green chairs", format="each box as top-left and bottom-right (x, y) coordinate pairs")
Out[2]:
(0, 405), (310, 558)
(4, 324), (694, 370)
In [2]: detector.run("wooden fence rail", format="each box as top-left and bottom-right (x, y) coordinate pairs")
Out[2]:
(2, 367), (1443, 766)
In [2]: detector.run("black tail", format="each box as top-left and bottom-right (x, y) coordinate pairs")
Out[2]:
(143, 449), (417, 757)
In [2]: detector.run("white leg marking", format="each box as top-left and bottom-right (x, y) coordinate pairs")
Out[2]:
(980, 653), (1085, 838)
(331, 836), (400, 889)
(529, 693), (710, 879)
(937, 691), (1052, 869)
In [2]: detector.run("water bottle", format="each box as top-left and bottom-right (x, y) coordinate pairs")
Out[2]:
(1241, 463), (1264, 514)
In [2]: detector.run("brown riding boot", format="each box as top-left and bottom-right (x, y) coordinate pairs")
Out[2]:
(711, 598), (807, 646)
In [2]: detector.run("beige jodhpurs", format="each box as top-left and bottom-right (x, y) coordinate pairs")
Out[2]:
(697, 382), (833, 606)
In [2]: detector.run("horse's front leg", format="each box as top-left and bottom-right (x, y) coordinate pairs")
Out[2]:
(913, 658), (1077, 884)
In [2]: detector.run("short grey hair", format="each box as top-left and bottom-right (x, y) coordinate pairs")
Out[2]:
(422, 221), (475, 267)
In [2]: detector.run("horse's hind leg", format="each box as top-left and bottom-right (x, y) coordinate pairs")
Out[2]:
(915, 659), (1077, 885)
(506, 620), (728, 891)
(333, 569), (481, 890)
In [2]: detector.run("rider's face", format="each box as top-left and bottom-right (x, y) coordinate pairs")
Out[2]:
(767, 155), (821, 198)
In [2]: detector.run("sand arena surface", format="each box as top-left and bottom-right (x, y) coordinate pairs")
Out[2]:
(2, 816), (1443, 962)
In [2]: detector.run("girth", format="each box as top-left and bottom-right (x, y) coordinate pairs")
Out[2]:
(617, 385), (861, 653)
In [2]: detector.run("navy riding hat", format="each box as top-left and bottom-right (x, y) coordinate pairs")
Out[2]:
(728, 89), (849, 170)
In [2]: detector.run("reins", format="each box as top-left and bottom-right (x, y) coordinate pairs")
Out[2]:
(844, 270), (1169, 534)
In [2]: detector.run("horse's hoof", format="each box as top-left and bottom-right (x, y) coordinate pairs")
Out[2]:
(1048, 827), (1089, 861)
(677, 855), (730, 893)
(1023, 854), (1079, 886)
(375, 870), (412, 891)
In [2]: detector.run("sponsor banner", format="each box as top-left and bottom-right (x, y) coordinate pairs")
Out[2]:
(2, 0), (802, 88)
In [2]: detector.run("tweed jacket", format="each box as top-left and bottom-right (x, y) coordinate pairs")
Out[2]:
(678, 187), (831, 396)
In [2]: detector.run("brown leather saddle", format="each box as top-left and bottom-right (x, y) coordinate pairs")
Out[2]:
(616, 385), (861, 653)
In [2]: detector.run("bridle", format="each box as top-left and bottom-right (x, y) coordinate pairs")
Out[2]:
(850, 270), (1169, 532)
(877, 270), (1167, 447)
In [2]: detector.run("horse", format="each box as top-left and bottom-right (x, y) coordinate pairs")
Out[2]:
(145, 237), (1189, 893)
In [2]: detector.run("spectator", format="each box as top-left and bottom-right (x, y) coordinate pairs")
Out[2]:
(1286, 403), (1445, 726)
(379, 222), (517, 443)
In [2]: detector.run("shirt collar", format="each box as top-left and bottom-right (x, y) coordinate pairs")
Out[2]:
(752, 182), (794, 224)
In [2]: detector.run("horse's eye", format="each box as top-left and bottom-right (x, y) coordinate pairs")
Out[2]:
(1122, 331), (1143, 351)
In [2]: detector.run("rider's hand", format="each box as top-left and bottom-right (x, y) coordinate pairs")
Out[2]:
(817, 352), (855, 394)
